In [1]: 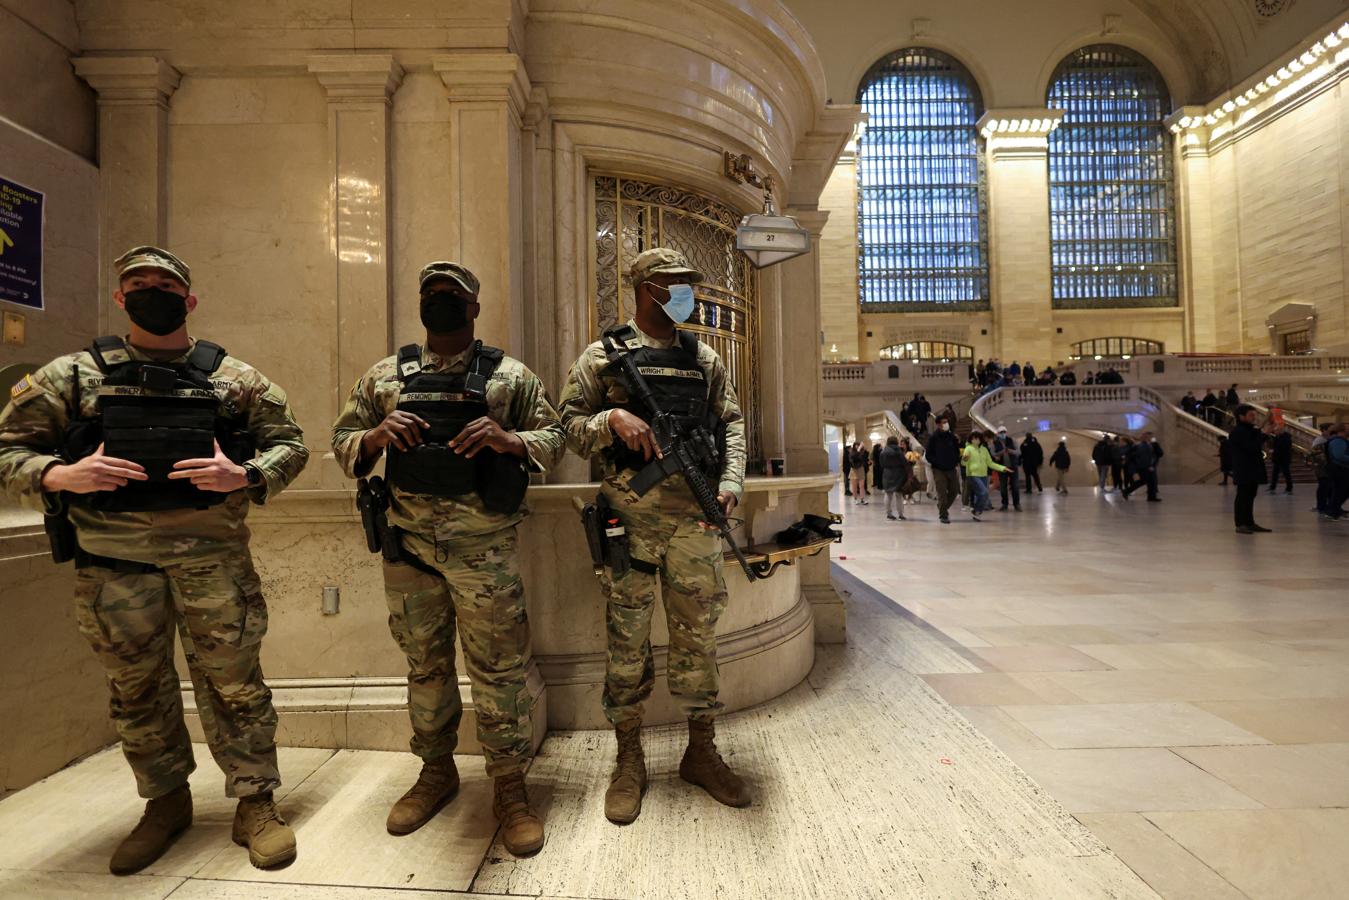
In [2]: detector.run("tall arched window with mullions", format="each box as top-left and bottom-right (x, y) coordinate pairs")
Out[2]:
(855, 48), (990, 311)
(1047, 45), (1178, 309)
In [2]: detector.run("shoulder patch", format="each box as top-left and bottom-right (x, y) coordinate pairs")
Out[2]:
(261, 382), (288, 406)
(9, 373), (41, 405)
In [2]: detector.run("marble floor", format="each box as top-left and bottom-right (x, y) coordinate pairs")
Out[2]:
(834, 481), (1348, 900)
(1, 484), (1341, 900)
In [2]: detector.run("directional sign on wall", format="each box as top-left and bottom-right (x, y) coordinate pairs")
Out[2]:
(0, 176), (44, 310)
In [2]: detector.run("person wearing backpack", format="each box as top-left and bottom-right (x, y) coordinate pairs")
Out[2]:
(1049, 438), (1072, 493)
(1325, 423), (1349, 520)
(1311, 424), (1333, 515)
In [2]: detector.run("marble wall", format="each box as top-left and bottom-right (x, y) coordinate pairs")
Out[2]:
(0, 1), (95, 160)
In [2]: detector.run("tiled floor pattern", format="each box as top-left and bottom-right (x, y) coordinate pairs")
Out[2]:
(0, 513), (1162, 900)
(834, 481), (1348, 899)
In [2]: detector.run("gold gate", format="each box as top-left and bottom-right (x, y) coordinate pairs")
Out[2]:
(594, 174), (762, 469)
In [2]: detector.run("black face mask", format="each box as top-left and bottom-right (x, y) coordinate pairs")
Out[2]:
(124, 287), (188, 336)
(420, 292), (471, 334)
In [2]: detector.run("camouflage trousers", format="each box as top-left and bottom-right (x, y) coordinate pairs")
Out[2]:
(72, 550), (279, 799)
(599, 483), (729, 726)
(383, 526), (533, 777)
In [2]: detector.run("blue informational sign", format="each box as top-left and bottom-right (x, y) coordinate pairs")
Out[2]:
(0, 176), (44, 310)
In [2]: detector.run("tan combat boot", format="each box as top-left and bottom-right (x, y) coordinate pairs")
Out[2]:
(604, 720), (647, 824)
(679, 718), (751, 808)
(109, 785), (193, 875)
(232, 792), (297, 869)
(386, 754), (460, 835)
(492, 771), (544, 856)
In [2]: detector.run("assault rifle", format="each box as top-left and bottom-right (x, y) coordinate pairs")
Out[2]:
(604, 337), (758, 582)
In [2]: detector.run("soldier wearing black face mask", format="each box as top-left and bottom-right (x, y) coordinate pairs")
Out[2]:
(331, 261), (564, 856)
(0, 245), (309, 874)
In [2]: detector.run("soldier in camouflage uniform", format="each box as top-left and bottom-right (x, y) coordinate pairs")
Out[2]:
(558, 247), (751, 824)
(331, 261), (564, 856)
(0, 247), (309, 874)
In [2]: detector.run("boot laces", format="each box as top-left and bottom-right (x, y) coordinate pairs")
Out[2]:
(406, 760), (456, 803)
(615, 729), (645, 780)
(243, 796), (282, 832)
(496, 774), (530, 822)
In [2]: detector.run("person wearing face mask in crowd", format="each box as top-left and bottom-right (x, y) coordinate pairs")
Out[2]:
(331, 261), (565, 856)
(925, 415), (962, 524)
(0, 247), (310, 874)
(961, 431), (1009, 521)
(559, 247), (750, 826)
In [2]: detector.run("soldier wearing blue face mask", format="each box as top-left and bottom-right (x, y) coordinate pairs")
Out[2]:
(558, 247), (749, 826)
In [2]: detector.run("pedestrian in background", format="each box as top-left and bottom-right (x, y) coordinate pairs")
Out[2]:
(1229, 405), (1274, 533)
(961, 431), (1010, 522)
(848, 442), (868, 504)
(1049, 438), (1072, 493)
(926, 415), (963, 525)
(1021, 432), (1044, 493)
(1269, 427), (1294, 494)
(880, 436), (911, 521)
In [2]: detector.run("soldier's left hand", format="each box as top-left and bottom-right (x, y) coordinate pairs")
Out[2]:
(450, 417), (526, 459)
(718, 491), (737, 516)
(169, 440), (250, 492)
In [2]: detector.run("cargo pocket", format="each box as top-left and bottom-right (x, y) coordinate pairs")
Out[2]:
(230, 568), (269, 649)
(72, 571), (110, 652)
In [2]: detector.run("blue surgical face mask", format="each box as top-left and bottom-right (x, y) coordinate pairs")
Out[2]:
(657, 283), (695, 324)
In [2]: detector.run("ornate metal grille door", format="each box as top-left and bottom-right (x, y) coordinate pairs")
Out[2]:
(594, 175), (762, 468)
(855, 48), (991, 311)
(1048, 45), (1178, 309)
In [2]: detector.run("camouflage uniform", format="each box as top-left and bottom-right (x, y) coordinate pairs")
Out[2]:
(0, 341), (309, 799)
(558, 318), (746, 726)
(331, 344), (564, 776)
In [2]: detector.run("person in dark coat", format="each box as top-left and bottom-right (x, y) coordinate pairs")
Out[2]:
(1020, 432), (1045, 493)
(872, 443), (884, 491)
(1269, 428), (1294, 494)
(1122, 431), (1160, 501)
(1226, 384), (1240, 408)
(993, 427), (1021, 511)
(879, 435), (911, 520)
(841, 441), (852, 496)
(1229, 404), (1274, 533)
(1092, 435), (1113, 491)
(1023, 362), (1036, 384)
(926, 416), (963, 524)
(1059, 370), (1076, 386)
(1218, 436), (1233, 485)
(1049, 438), (1071, 493)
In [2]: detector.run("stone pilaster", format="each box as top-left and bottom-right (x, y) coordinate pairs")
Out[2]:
(977, 109), (1063, 365)
(307, 54), (403, 489)
(1166, 105), (1216, 352)
(778, 209), (831, 475)
(433, 53), (530, 353)
(72, 56), (180, 332)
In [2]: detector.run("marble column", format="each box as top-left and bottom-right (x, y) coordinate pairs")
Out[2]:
(756, 264), (787, 465)
(72, 56), (179, 333)
(778, 209), (831, 475)
(1166, 106), (1216, 352)
(433, 53), (530, 353)
(307, 54), (403, 488)
(977, 110), (1063, 365)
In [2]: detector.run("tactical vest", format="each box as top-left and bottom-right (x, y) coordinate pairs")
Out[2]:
(62, 336), (255, 512)
(383, 342), (529, 514)
(600, 325), (724, 473)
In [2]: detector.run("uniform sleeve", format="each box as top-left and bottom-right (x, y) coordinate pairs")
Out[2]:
(331, 368), (385, 479)
(509, 365), (566, 474)
(558, 345), (617, 459)
(703, 348), (746, 499)
(0, 361), (73, 513)
(242, 373), (309, 503)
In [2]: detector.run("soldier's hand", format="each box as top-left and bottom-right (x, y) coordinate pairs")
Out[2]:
(451, 417), (526, 459)
(718, 491), (738, 517)
(364, 410), (429, 454)
(609, 409), (662, 461)
(41, 443), (148, 494)
(169, 440), (250, 492)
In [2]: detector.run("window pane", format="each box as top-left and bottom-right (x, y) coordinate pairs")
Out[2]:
(1048, 45), (1178, 309)
(856, 48), (990, 311)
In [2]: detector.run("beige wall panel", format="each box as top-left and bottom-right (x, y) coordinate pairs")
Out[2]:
(819, 161), (859, 360)
(1233, 84), (1347, 352)
(165, 75), (332, 481)
(0, 2), (95, 159)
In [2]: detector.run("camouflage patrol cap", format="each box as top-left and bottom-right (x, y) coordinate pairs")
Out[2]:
(114, 246), (191, 288)
(628, 247), (705, 286)
(418, 261), (479, 296)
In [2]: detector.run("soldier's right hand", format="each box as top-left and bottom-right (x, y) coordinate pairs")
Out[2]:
(364, 410), (430, 453)
(609, 409), (662, 461)
(40, 443), (148, 493)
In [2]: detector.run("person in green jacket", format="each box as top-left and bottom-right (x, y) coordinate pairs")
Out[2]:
(961, 431), (1010, 521)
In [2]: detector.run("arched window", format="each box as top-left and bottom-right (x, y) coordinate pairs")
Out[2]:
(1047, 45), (1177, 309)
(878, 341), (975, 362)
(855, 48), (989, 311)
(1071, 337), (1164, 358)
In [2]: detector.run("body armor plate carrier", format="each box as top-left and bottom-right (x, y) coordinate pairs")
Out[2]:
(600, 325), (725, 479)
(384, 341), (529, 515)
(61, 335), (255, 512)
